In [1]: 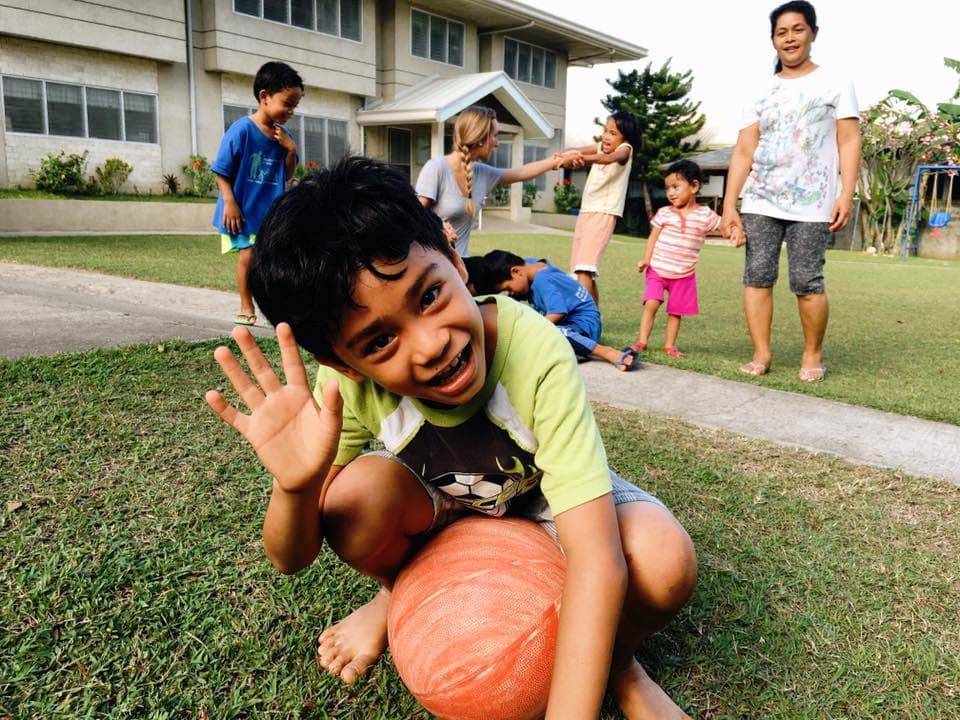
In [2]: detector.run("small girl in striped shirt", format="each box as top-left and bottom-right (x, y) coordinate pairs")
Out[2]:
(630, 160), (743, 357)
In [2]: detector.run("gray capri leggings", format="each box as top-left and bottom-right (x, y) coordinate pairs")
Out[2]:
(742, 214), (831, 295)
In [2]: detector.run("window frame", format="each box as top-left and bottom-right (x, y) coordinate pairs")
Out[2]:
(409, 7), (465, 68)
(233, 0), (363, 44)
(1, 74), (158, 144)
(502, 36), (557, 89)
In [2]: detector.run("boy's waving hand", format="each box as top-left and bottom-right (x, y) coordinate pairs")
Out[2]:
(205, 322), (342, 493)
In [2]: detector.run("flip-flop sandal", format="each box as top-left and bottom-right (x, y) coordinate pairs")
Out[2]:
(663, 346), (687, 358)
(615, 347), (640, 372)
(739, 361), (771, 376)
(798, 366), (827, 382)
(630, 341), (647, 352)
(234, 313), (257, 326)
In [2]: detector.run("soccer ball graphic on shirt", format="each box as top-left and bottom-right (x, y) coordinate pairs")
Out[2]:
(435, 473), (517, 515)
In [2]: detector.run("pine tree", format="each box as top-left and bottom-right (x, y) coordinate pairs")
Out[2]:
(600, 60), (706, 220)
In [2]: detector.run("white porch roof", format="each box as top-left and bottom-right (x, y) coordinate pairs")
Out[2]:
(356, 71), (555, 140)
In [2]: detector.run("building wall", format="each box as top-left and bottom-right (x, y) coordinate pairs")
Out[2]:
(378, 0), (481, 100)
(0, 37), (162, 190)
(0, 0), (185, 63)
(196, 0), (377, 98)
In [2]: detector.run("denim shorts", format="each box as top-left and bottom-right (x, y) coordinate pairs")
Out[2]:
(742, 214), (830, 295)
(366, 450), (665, 544)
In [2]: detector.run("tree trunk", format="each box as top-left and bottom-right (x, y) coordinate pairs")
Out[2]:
(642, 181), (654, 220)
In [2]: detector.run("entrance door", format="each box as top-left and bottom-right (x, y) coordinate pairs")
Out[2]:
(388, 127), (412, 180)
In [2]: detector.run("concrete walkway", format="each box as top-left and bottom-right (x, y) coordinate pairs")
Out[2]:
(3, 262), (959, 486)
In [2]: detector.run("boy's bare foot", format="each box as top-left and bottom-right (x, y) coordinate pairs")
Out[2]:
(317, 588), (390, 684)
(612, 658), (691, 720)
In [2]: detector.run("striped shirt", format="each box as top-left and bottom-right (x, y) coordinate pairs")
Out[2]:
(649, 205), (721, 279)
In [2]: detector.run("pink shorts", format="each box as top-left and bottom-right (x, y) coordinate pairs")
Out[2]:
(570, 212), (617, 276)
(643, 267), (699, 316)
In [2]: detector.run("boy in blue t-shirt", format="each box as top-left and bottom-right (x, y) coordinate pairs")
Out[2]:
(212, 62), (302, 326)
(478, 250), (639, 371)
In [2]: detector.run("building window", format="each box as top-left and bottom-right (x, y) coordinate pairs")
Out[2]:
(124, 92), (158, 143)
(2, 77), (44, 134)
(223, 104), (253, 132)
(490, 139), (512, 169)
(46, 83), (85, 137)
(223, 105), (349, 167)
(235, 0), (361, 41)
(2, 76), (158, 143)
(504, 38), (556, 89)
(411, 9), (465, 66)
(388, 127), (412, 180)
(523, 145), (548, 190)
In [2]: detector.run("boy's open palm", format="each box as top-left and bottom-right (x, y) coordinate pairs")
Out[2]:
(205, 323), (342, 494)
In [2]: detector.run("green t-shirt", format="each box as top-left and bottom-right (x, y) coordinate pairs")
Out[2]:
(315, 295), (611, 517)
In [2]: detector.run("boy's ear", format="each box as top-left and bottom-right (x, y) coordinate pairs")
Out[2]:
(312, 353), (366, 383)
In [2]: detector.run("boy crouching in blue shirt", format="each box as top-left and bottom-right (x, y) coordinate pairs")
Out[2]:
(204, 157), (697, 719)
(211, 61), (302, 326)
(476, 250), (640, 371)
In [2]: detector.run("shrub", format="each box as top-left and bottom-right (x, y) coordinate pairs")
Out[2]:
(522, 182), (540, 208)
(31, 151), (90, 194)
(294, 161), (321, 182)
(182, 155), (216, 197)
(553, 179), (582, 214)
(490, 185), (510, 207)
(162, 173), (181, 195)
(93, 157), (133, 195)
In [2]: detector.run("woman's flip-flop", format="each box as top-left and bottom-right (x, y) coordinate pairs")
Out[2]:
(615, 347), (640, 372)
(739, 360), (770, 376)
(798, 366), (827, 383)
(234, 313), (257, 326)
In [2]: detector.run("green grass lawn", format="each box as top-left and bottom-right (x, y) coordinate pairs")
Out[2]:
(2, 340), (958, 718)
(1, 232), (958, 425)
(0, 188), (215, 202)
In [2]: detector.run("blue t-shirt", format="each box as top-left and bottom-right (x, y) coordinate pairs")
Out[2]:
(211, 117), (292, 236)
(527, 258), (602, 342)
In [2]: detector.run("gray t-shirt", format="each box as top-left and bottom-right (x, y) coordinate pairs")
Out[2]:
(415, 157), (506, 256)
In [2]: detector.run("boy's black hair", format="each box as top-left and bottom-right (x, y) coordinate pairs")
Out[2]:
(609, 110), (640, 149)
(664, 159), (705, 188)
(253, 61), (304, 100)
(462, 256), (489, 295)
(476, 250), (525, 294)
(769, 1), (818, 73)
(249, 156), (453, 360)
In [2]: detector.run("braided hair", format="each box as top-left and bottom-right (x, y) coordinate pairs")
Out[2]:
(452, 106), (497, 216)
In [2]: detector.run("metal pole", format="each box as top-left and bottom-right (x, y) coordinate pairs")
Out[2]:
(185, 0), (198, 157)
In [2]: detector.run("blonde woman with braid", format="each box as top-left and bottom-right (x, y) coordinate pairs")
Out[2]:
(416, 105), (564, 257)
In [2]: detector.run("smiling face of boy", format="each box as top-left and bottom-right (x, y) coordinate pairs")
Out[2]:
(330, 244), (490, 406)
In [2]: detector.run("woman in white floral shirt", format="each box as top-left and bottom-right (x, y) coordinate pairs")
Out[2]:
(721, 0), (861, 382)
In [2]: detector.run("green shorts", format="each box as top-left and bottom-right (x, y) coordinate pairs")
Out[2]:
(220, 233), (256, 255)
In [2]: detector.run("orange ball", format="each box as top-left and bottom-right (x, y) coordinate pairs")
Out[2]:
(388, 517), (566, 720)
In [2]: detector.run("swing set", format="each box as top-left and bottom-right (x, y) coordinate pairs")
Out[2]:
(901, 164), (960, 257)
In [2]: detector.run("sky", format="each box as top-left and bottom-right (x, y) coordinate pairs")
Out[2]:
(523, 0), (960, 146)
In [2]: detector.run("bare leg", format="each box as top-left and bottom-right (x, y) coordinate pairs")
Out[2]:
(742, 286), (773, 369)
(663, 315), (682, 351)
(609, 502), (698, 720)
(236, 248), (255, 315)
(796, 292), (828, 371)
(575, 271), (599, 304)
(590, 343), (636, 371)
(315, 456), (435, 684)
(632, 300), (661, 349)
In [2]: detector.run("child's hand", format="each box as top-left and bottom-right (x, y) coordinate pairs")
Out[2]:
(730, 226), (746, 247)
(223, 198), (244, 235)
(636, 260), (648, 273)
(274, 125), (297, 154)
(442, 221), (457, 248)
(205, 323), (342, 494)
